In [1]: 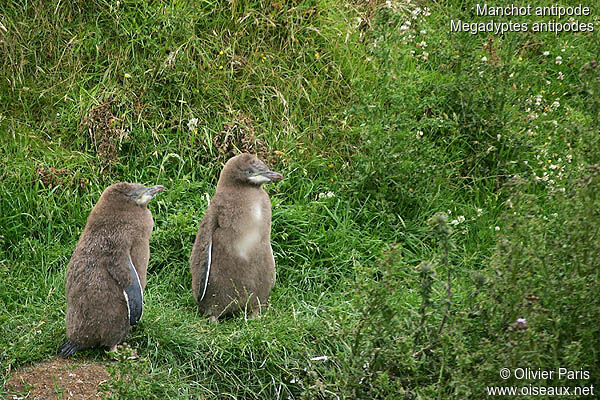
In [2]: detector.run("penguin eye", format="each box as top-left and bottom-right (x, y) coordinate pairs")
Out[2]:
(126, 187), (144, 199)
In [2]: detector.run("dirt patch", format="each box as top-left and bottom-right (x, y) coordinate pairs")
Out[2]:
(213, 112), (264, 158)
(5, 358), (110, 400)
(211, 112), (281, 166)
(80, 96), (127, 173)
(35, 166), (89, 192)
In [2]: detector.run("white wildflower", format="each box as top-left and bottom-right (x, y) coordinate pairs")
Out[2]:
(318, 192), (335, 199)
(187, 117), (199, 131)
(450, 216), (465, 226)
(535, 94), (543, 105)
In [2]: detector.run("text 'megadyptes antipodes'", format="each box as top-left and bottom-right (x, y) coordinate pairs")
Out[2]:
(190, 153), (282, 320)
(58, 182), (164, 357)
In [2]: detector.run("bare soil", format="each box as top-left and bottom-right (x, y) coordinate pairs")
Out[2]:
(5, 358), (110, 400)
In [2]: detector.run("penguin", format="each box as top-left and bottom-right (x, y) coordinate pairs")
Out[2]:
(58, 182), (164, 357)
(190, 153), (282, 320)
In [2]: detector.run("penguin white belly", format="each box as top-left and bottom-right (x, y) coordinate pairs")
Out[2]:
(235, 228), (261, 260)
(252, 202), (262, 221)
(235, 202), (265, 260)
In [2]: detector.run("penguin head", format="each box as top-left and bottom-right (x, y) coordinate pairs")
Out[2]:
(220, 153), (283, 187)
(105, 182), (165, 207)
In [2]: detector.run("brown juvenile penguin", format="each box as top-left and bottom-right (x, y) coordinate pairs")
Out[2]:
(190, 153), (282, 320)
(58, 182), (164, 357)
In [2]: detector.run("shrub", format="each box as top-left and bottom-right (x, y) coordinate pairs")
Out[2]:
(449, 168), (600, 396)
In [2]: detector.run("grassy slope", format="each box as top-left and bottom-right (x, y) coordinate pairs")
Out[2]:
(1, 0), (598, 398)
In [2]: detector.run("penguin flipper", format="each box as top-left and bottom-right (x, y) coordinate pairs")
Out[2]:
(123, 256), (143, 326)
(197, 240), (212, 303)
(58, 339), (81, 357)
(191, 211), (217, 304)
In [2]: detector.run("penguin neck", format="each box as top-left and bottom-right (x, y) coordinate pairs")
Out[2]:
(88, 198), (152, 234)
(216, 179), (264, 194)
(95, 199), (148, 219)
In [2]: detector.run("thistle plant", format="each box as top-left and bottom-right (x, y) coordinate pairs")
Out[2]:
(416, 261), (434, 345)
(428, 212), (453, 336)
(413, 213), (453, 357)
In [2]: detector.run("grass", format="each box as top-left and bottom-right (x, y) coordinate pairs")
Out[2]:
(1, 0), (599, 398)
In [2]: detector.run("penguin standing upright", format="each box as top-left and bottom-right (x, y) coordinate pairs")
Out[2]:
(58, 182), (164, 357)
(190, 153), (282, 320)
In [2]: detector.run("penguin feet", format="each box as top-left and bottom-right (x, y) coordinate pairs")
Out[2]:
(58, 339), (81, 358)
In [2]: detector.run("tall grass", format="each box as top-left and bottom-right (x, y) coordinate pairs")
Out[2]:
(1, 0), (598, 398)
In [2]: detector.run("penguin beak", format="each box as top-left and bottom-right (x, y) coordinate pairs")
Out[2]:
(248, 170), (283, 184)
(260, 170), (283, 182)
(135, 185), (165, 206)
(146, 185), (165, 196)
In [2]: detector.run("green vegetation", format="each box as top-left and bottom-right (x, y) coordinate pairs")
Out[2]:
(1, 0), (598, 398)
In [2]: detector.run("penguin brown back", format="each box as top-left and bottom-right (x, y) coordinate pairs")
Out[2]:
(58, 182), (164, 357)
(190, 154), (283, 320)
